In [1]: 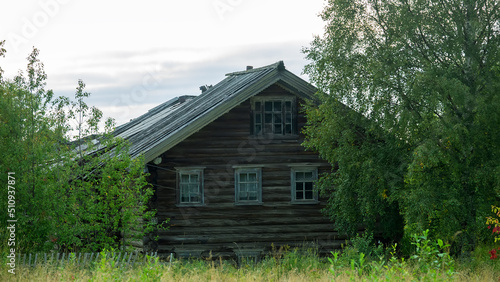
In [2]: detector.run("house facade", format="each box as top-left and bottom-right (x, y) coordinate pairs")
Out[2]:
(114, 61), (345, 259)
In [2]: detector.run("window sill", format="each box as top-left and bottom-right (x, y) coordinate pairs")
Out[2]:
(290, 200), (320, 205)
(249, 134), (299, 141)
(234, 202), (263, 206)
(176, 203), (206, 208)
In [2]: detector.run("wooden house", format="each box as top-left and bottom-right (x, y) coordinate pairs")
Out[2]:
(114, 61), (344, 259)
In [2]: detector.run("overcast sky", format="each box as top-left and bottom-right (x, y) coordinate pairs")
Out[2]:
(1, 0), (326, 127)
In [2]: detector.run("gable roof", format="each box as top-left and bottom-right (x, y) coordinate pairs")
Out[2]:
(114, 61), (317, 163)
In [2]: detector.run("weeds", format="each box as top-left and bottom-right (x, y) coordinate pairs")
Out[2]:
(327, 230), (458, 280)
(1, 237), (499, 281)
(410, 229), (455, 277)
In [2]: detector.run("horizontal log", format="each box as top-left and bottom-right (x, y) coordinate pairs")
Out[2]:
(167, 216), (332, 228)
(157, 231), (342, 245)
(156, 240), (345, 255)
(164, 223), (334, 236)
(159, 205), (326, 219)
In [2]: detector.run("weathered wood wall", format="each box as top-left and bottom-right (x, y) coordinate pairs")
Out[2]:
(147, 84), (342, 258)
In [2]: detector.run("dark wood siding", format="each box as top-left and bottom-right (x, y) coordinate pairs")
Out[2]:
(147, 84), (341, 258)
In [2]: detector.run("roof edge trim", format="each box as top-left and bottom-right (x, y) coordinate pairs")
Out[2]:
(225, 61), (284, 76)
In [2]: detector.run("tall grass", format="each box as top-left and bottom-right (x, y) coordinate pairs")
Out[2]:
(1, 244), (499, 281)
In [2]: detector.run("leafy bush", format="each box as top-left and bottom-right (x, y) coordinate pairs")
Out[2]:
(486, 205), (500, 260)
(327, 230), (455, 279)
(0, 43), (165, 254)
(410, 229), (454, 276)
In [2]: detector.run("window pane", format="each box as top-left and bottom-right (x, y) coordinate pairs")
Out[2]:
(240, 173), (247, 182)
(285, 101), (291, 111)
(305, 190), (313, 200)
(255, 113), (261, 123)
(248, 192), (257, 201)
(181, 174), (190, 183)
(285, 124), (292, 134)
(274, 124), (282, 134)
(305, 182), (313, 191)
(248, 172), (257, 182)
(255, 125), (261, 134)
(305, 182), (314, 199)
(189, 184), (199, 193)
(285, 113), (291, 123)
(265, 101), (272, 111)
(255, 101), (261, 110)
(265, 113), (272, 123)
(296, 172), (304, 181)
(191, 174), (199, 183)
(274, 113), (281, 123)
(305, 172), (313, 179)
(248, 182), (257, 192)
(274, 101), (281, 111)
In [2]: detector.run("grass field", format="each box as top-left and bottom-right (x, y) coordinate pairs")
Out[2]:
(1, 244), (499, 281)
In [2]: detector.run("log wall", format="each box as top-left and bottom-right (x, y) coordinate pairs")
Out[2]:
(147, 84), (341, 259)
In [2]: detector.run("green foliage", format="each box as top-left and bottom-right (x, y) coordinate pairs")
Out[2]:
(485, 205), (500, 260)
(327, 231), (455, 280)
(0, 44), (163, 253)
(2, 244), (500, 281)
(410, 230), (455, 276)
(336, 232), (384, 267)
(303, 0), (500, 251)
(0, 46), (68, 251)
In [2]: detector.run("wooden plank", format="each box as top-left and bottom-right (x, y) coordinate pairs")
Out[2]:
(164, 225), (335, 238)
(158, 231), (340, 245)
(168, 216), (331, 228)
(161, 206), (327, 219)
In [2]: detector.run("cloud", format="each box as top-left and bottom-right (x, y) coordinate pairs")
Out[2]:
(43, 40), (314, 126)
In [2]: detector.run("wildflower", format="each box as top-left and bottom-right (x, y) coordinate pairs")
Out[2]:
(489, 249), (498, 260)
(492, 226), (500, 234)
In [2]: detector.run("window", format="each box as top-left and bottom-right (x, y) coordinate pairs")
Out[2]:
(235, 168), (262, 204)
(291, 168), (318, 203)
(177, 168), (204, 205)
(252, 97), (295, 135)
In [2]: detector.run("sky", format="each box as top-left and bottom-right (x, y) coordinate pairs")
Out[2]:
(1, 0), (326, 127)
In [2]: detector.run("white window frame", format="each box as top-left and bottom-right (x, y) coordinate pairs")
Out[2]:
(251, 97), (295, 136)
(234, 167), (262, 205)
(291, 167), (318, 204)
(176, 167), (204, 206)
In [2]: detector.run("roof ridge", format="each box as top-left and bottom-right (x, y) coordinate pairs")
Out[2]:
(225, 60), (285, 76)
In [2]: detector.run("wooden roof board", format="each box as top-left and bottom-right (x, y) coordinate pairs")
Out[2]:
(113, 61), (317, 163)
(113, 96), (193, 139)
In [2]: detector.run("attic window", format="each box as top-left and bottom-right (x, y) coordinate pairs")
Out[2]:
(252, 97), (295, 136)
